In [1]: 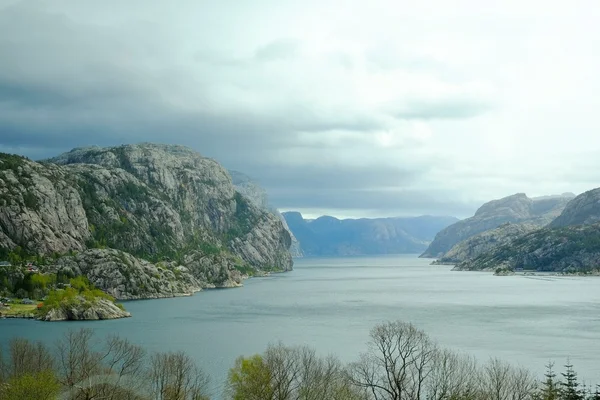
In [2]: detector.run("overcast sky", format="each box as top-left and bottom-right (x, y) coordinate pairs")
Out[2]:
(1, 0), (599, 218)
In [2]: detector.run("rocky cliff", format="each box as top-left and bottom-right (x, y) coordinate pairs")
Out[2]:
(549, 188), (600, 227)
(230, 170), (303, 257)
(0, 144), (292, 299)
(282, 212), (458, 256)
(41, 297), (131, 321)
(420, 193), (574, 258)
(433, 223), (538, 264)
(454, 223), (600, 273)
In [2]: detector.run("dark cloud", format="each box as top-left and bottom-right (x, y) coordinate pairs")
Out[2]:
(1, 0), (556, 219)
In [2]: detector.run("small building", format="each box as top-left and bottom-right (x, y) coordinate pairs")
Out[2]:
(21, 298), (35, 305)
(0, 261), (11, 267)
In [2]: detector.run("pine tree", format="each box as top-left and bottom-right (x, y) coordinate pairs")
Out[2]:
(589, 385), (600, 400)
(560, 361), (585, 400)
(538, 362), (560, 400)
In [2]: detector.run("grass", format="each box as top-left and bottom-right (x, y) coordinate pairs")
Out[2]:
(0, 303), (38, 317)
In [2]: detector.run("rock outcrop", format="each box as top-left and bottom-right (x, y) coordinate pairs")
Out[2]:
(454, 189), (600, 273)
(230, 170), (303, 257)
(454, 223), (600, 273)
(41, 297), (131, 321)
(0, 144), (293, 299)
(549, 188), (600, 227)
(282, 212), (459, 256)
(421, 193), (574, 258)
(433, 223), (538, 264)
(48, 249), (202, 300)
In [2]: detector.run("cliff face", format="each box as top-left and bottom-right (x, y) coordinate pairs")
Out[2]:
(0, 144), (292, 299)
(421, 193), (574, 258)
(282, 212), (458, 256)
(453, 189), (600, 273)
(454, 223), (600, 273)
(549, 188), (600, 227)
(434, 223), (538, 264)
(229, 170), (303, 257)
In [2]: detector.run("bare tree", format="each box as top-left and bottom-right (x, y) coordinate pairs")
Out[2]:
(225, 343), (365, 400)
(426, 349), (481, 400)
(56, 329), (102, 399)
(349, 321), (437, 400)
(480, 358), (537, 400)
(8, 338), (54, 378)
(148, 351), (210, 400)
(56, 329), (148, 400)
(0, 344), (5, 384)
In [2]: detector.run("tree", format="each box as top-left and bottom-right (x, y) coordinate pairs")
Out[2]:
(0, 370), (60, 400)
(480, 358), (537, 400)
(227, 354), (274, 400)
(426, 349), (481, 400)
(348, 321), (437, 400)
(7, 338), (54, 378)
(226, 343), (365, 400)
(148, 351), (210, 400)
(589, 385), (600, 400)
(560, 361), (585, 400)
(56, 329), (148, 400)
(538, 362), (559, 400)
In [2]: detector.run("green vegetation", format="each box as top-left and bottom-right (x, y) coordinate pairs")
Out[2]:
(40, 276), (120, 315)
(0, 329), (209, 400)
(22, 190), (40, 210)
(0, 303), (38, 317)
(463, 224), (600, 273)
(0, 153), (28, 172)
(1, 322), (599, 399)
(225, 192), (259, 241)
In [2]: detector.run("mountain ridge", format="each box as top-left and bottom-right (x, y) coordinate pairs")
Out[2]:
(0, 143), (292, 299)
(283, 212), (458, 256)
(420, 192), (574, 258)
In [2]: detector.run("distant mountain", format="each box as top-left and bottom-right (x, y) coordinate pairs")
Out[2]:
(282, 212), (458, 256)
(229, 170), (303, 257)
(420, 193), (574, 258)
(454, 188), (600, 273)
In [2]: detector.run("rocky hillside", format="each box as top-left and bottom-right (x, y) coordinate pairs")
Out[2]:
(549, 188), (600, 227)
(230, 170), (303, 257)
(0, 144), (292, 299)
(420, 193), (574, 258)
(454, 223), (600, 273)
(283, 212), (458, 256)
(433, 222), (538, 264)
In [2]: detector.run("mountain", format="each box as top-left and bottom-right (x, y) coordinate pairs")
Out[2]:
(282, 212), (458, 256)
(549, 188), (600, 227)
(454, 223), (600, 273)
(229, 170), (303, 257)
(454, 188), (600, 273)
(433, 222), (538, 264)
(420, 193), (574, 258)
(0, 144), (292, 299)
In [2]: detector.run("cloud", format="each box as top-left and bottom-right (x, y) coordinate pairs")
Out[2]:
(1, 0), (600, 218)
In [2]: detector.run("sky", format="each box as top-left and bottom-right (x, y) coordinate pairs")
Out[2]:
(1, 0), (599, 219)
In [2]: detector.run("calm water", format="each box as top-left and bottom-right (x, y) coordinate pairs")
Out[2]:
(2, 255), (600, 396)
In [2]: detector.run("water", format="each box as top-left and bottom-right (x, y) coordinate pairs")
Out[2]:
(1, 255), (600, 396)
